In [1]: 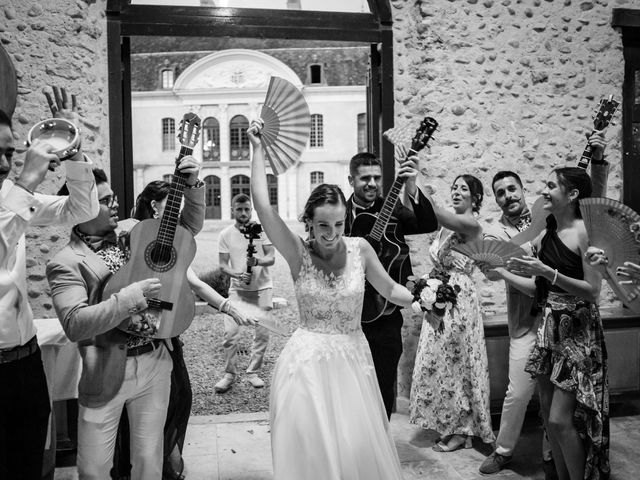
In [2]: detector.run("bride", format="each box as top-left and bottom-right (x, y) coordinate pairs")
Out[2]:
(248, 119), (413, 480)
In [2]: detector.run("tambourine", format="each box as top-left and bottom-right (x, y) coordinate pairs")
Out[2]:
(26, 118), (80, 160)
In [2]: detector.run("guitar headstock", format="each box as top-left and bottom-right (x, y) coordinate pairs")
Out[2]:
(593, 95), (619, 131)
(410, 117), (438, 153)
(178, 112), (202, 149)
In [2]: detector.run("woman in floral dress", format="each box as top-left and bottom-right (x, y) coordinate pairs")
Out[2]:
(410, 174), (495, 452)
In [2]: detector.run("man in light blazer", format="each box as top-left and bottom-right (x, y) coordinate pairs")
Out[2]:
(47, 165), (204, 480)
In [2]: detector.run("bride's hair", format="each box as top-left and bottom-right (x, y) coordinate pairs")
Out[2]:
(452, 174), (484, 213)
(299, 184), (347, 231)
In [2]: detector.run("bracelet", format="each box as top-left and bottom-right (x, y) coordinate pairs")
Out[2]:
(591, 155), (607, 165)
(218, 298), (230, 314)
(551, 269), (559, 286)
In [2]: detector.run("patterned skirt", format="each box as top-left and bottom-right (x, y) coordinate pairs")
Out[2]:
(525, 292), (610, 480)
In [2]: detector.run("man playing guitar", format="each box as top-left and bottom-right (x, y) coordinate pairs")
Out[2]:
(345, 151), (438, 419)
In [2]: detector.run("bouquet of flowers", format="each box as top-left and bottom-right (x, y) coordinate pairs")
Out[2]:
(407, 271), (460, 333)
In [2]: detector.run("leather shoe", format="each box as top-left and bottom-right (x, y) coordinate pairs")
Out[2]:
(214, 373), (235, 393)
(246, 373), (265, 388)
(479, 451), (512, 474)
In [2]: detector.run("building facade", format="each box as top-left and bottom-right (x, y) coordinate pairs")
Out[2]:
(131, 48), (369, 220)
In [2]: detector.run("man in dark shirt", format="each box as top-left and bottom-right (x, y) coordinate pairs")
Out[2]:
(345, 152), (438, 418)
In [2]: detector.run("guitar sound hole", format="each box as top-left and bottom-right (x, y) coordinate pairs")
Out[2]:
(145, 241), (177, 272)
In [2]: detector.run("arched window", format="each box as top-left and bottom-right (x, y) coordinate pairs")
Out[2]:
(230, 174), (251, 200)
(161, 118), (175, 151)
(357, 113), (367, 152)
(267, 173), (278, 211)
(229, 115), (250, 161)
(204, 175), (221, 219)
(202, 117), (220, 162)
(310, 114), (324, 148)
(308, 64), (323, 85)
(310, 171), (324, 188)
(160, 68), (174, 89)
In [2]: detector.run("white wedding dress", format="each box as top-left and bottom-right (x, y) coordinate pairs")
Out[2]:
(270, 237), (404, 480)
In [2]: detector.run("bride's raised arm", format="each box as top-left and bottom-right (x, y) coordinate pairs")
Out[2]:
(248, 120), (302, 275)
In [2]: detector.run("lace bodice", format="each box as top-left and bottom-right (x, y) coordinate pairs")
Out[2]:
(429, 228), (475, 276)
(294, 237), (365, 335)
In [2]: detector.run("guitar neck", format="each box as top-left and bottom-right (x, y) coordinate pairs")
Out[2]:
(576, 129), (597, 170)
(157, 146), (193, 247)
(368, 176), (406, 242)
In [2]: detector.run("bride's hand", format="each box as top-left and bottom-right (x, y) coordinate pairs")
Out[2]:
(247, 119), (264, 148)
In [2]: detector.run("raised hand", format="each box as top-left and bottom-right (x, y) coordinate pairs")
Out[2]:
(586, 129), (607, 162)
(247, 119), (264, 148)
(43, 86), (80, 124)
(176, 154), (201, 186)
(16, 142), (60, 191)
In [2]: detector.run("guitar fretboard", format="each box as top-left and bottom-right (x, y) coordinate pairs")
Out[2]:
(369, 148), (417, 242)
(157, 145), (192, 248)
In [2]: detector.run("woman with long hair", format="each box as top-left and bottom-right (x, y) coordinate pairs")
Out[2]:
(113, 180), (253, 480)
(491, 167), (609, 480)
(409, 174), (495, 452)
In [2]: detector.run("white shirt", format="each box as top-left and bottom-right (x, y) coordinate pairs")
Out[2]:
(0, 161), (98, 349)
(218, 224), (273, 293)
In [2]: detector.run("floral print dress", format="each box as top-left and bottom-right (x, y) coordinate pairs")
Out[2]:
(409, 228), (495, 443)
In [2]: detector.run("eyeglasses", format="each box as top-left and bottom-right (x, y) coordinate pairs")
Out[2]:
(99, 194), (118, 209)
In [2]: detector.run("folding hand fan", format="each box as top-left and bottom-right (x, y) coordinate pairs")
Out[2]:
(452, 239), (527, 268)
(579, 197), (640, 313)
(259, 76), (310, 175)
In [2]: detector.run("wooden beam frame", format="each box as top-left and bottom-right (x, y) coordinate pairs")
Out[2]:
(106, 0), (395, 213)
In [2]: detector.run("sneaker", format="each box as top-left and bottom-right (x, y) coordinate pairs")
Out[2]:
(214, 373), (235, 393)
(479, 451), (512, 475)
(246, 373), (265, 388)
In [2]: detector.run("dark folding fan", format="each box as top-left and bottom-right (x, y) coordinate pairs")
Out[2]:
(259, 76), (310, 175)
(452, 239), (527, 268)
(579, 197), (640, 313)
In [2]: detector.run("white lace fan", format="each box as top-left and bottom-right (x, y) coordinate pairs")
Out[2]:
(259, 76), (310, 175)
(579, 197), (640, 313)
(452, 239), (527, 268)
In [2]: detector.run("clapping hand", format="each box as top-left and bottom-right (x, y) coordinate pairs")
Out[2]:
(585, 246), (609, 277)
(506, 255), (550, 277)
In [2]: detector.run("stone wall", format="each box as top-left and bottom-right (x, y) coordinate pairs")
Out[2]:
(393, 0), (631, 400)
(2, 0), (109, 318)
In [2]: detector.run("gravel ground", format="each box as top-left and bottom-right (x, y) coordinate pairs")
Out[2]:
(183, 220), (305, 415)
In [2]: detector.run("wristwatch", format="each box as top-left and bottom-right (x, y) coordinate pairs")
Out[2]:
(185, 179), (205, 189)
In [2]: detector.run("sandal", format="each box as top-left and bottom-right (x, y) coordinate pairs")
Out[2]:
(432, 435), (473, 452)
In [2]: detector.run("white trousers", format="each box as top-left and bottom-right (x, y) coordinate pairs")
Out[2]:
(495, 330), (541, 456)
(77, 344), (172, 480)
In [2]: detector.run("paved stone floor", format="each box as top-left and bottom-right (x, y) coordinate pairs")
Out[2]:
(54, 399), (640, 480)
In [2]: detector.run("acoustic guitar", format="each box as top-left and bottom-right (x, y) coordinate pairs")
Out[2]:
(510, 96), (619, 247)
(351, 117), (438, 323)
(102, 113), (202, 339)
